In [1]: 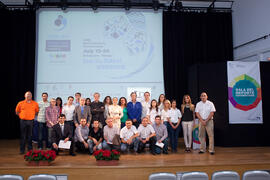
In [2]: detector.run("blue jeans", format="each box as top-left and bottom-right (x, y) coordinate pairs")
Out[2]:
(167, 123), (181, 151)
(38, 122), (48, 149)
(102, 140), (120, 151)
(155, 138), (169, 154)
(88, 139), (102, 154)
(120, 138), (139, 152)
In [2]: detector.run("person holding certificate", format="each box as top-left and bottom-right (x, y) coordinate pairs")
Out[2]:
(51, 114), (76, 156)
(152, 115), (168, 154)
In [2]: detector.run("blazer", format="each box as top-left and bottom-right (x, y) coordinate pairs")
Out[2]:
(51, 123), (73, 144)
(73, 105), (92, 125)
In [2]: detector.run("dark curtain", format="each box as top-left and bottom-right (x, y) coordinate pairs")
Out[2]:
(2, 9), (36, 139)
(163, 11), (233, 105)
(188, 62), (270, 147)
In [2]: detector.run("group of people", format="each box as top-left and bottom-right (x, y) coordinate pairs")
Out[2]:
(15, 90), (216, 156)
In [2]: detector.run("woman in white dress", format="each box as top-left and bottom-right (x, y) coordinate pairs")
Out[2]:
(108, 97), (123, 130)
(146, 99), (160, 125)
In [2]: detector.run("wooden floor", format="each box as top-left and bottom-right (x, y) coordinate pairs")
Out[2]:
(0, 139), (270, 180)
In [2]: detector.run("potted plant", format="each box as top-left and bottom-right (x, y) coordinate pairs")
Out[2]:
(93, 149), (120, 166)
(24, 150), (56, 166)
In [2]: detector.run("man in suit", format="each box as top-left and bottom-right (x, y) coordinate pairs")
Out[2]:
(51, 114), (76, 156)
(74, 98), (92, 128)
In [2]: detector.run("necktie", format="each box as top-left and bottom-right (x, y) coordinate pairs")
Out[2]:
(60, 125), (64, 136)
(81, 106), (84, 116)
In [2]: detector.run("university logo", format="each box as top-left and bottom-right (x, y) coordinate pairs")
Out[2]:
(228, 74), (261, 111)
(54, 15), (67, 31)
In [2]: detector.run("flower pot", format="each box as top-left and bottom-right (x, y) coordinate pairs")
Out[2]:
(27, 161), (39, 166)
(96, 160), (119, 166)
(38, 161), (51, 166)
(27, 161), (52, 166)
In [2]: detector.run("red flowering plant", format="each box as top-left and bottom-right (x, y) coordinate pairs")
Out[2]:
(24, 150), (56, 162)
(93, 149), (120, 161)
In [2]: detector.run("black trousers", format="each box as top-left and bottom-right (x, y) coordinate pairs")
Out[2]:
(75, 140), (89, 153)
(138, 136), (157, 153)
(20, 119), (33, 153)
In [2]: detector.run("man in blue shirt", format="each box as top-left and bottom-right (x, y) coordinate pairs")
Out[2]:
(126, 92), (142, 128)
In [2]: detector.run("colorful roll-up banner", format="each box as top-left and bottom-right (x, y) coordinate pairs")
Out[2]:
(227, 61), (263, 124)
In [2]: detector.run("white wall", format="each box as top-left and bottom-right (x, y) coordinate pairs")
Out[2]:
(232, 0), (270, 61)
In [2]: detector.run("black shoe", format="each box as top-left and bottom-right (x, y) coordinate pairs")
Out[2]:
(151, 151), (156, 155)
(163, 151), (168, 154)
(210, 152), (215, 155)
(185, 148), (189, 152)
(70, 153), (76, 156)
(199, 151), (204, 154)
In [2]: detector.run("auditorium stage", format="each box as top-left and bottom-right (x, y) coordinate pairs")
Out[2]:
(0, 140), (269, 180)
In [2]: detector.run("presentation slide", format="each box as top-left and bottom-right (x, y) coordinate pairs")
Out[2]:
(35, 9), (164, 102)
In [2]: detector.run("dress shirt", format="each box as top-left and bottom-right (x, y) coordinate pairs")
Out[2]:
(137, 124), (155, 139)
(195, 100), (216, 120)
(152, 123), (168, 142)
(120, 125), (138, 141)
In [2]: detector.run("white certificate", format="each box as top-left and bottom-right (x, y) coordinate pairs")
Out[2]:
(58, 140), (71, 149)
(155, 142), (164, 148)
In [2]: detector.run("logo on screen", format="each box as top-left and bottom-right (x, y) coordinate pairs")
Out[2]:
(54, 15), (67, 31)
(228, 74), (261, 111)
(103, 12), (154, 79)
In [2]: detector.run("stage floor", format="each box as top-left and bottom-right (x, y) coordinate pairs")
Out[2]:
(0, 139), (270, 180)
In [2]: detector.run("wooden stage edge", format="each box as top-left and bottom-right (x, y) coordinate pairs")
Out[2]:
(0, 139), (270, 180)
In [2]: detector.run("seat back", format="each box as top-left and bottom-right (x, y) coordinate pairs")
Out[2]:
(181, 172), (208, 180)
(242, 170), (270, 180)
(149, 172), (177, 180)
(28, 174), (57, 180)
(0, 175), (24, 180)
(212, 171), (240, 180)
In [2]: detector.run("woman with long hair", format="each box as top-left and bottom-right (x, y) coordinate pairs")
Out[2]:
(103, 96), (112, 120)
(167, 100), (182, 153)
(108, 97), (123, 130)
(118, 97), (128, 129)
(181, 95), (195, 152)
(56, 97), (63, 115)
(157, 94), (166, 111)
(161, 99), (171, 126)
(146, 99), (160, 124)
(85, 98), (91, 106)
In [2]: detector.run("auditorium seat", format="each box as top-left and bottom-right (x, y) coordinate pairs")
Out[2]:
(0, 175), (23, 180)
(149, 172), (177, 180)
(180, 172), (208, 180)
(242, 170), (270, 180)
(212, 171), (240, 180)
(27, 174), (56, 180)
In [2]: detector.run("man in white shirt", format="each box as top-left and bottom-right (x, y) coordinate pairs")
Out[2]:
(137, 117), (156, 155)
(141, 92), (151, 120)
(62, 96), (76, 135)
(102, 118), (120, 150)
(120, 119), (139, 153)
(195, 92), (216, 155)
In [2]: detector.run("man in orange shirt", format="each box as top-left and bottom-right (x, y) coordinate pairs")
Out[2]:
(15, 91), (39, 154)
